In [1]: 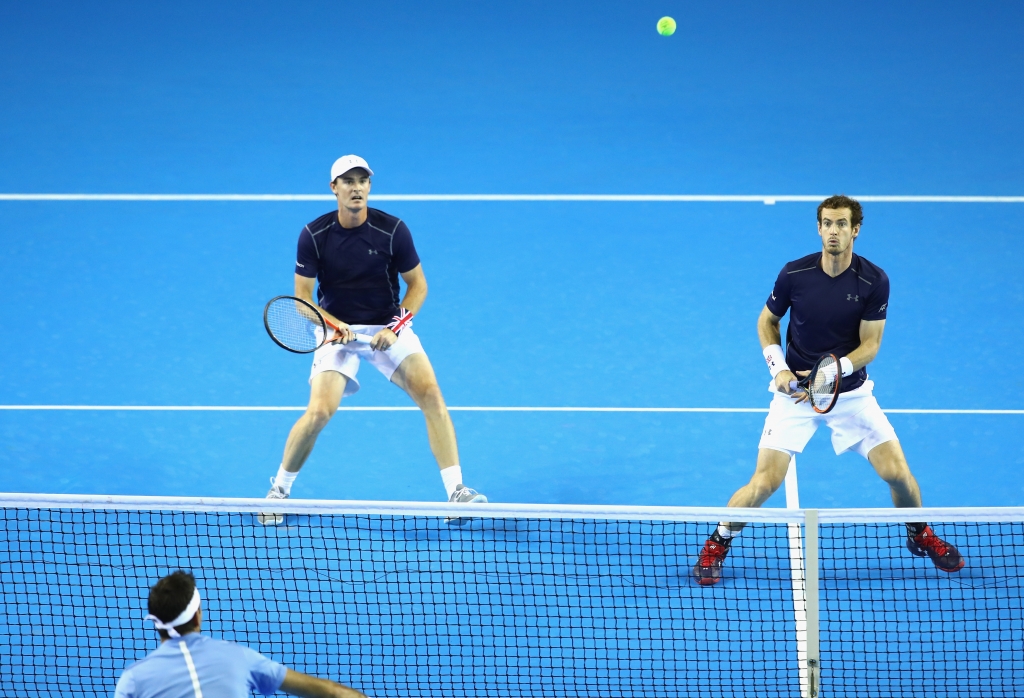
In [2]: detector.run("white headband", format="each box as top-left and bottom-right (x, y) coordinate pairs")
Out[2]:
(145, 588), (201, 638)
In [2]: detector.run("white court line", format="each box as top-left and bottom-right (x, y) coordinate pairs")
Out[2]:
(881, 408), (1024, 414)
(784, 456), (800, 510)
(783, 457), (809, 697)
(1, 193), (1023, 203)
(0, 405), (1021, 414)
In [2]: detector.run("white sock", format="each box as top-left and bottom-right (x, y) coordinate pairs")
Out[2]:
(274, 465), (299, 493)
(717, 523), (739, 540)
(440, 465), (463, 499)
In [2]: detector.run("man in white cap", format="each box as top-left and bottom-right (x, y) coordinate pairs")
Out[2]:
(259, 155), (486, 524)
(114, 570), (366, 698)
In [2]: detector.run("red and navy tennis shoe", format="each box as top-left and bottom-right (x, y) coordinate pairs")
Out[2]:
(906, 525), (965, 572)
(692, 537), (731, 585)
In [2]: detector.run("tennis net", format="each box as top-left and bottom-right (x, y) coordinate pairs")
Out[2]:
(0, 494), (1021, 697)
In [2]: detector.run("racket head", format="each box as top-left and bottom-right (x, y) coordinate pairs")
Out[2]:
(264, 296), (329, 354)
(806, 353), (841, 414)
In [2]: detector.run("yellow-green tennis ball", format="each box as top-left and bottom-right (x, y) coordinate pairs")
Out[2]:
(657, 16), (676, 36)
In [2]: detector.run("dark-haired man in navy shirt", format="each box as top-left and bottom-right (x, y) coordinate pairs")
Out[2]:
(258, 155), (486, 523)
(692, 195), (963, 584)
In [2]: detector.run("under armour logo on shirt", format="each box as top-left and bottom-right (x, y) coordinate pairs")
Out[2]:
(368, 249), (378, 255)
(847, 294), (859, 302)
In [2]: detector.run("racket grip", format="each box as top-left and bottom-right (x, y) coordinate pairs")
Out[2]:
(789, 380), (799, 391)
(353, 333), (375, 344)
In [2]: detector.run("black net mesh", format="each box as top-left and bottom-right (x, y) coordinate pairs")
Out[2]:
(2, 507), (1020, 697)
(819, 521), (1024, 697)
(0, 507), (802, 698)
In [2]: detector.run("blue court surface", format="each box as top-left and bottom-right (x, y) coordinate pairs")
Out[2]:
(2, 1), (1024, 696)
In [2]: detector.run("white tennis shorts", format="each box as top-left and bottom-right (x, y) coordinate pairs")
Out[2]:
(758, 380), (898, 458)
(309, 324), (425, 397)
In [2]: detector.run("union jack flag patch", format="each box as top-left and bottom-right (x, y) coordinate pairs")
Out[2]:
(386, 308), (414, 336)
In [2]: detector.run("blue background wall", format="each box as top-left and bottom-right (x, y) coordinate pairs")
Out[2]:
(2, 1), (1022, 506)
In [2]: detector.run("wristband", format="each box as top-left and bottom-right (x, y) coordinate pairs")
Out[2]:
(763, 344), (789, 378)
(839, 356), (854, 378)
(385, 308), (413, 336)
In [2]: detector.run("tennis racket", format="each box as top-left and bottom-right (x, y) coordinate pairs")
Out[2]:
(264, 295), (375, 354)
(789, 353), (841, 414)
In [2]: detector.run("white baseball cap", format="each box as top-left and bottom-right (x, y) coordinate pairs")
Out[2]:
(330, 155), (374, 181)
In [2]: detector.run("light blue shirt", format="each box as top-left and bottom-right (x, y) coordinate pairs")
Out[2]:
(113, 633), (287, 698)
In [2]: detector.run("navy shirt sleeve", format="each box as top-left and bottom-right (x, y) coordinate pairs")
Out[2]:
(765, 265), (791, 317)
(391, 221), (420, 274)
(862, 269), (890, 321)
(241, 646), (288, 696)
(295, 226), (319, 278)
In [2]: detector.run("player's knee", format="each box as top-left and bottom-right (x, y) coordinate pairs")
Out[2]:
(750, 474), (782, 501)
(750, 454), (788, 496)
(414, 382), (446, 412)
(878, 462), (913, 487)
(305, 405), (336, 430)
(870, 448), (912, 485)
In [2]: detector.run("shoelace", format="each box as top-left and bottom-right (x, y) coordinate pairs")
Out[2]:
(915, 529), (950, 557)
(699, 541), (728, 566)
(267, 478), (288, 500)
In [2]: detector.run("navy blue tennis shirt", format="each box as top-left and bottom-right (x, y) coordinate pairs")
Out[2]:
(766, 252), (890, 392)
(295, 208), (420, 325)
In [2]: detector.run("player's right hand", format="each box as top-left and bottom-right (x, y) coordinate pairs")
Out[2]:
(326, 317), (354, 344)
(779, 370), (812, 403)
(775, 370), (798, 395)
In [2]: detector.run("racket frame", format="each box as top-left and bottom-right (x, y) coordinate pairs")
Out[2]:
(804, 353), (841, 415)
(264, 295), (374, 354)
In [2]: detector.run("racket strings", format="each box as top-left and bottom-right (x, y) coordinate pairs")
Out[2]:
(809, 355), (840, 411)
(265, 298), (325, 353)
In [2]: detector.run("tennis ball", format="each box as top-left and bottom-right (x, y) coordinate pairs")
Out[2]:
(657, 16), (676, 36)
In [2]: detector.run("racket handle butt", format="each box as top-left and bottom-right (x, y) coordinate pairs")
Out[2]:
(789, 380), (798, 391)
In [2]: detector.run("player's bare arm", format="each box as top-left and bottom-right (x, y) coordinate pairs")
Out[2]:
(294, 273), (354, 343)
(280, 668), (367, 698)
(371, 263), (427, 351)
(845, 318), (886, 371)
(757, 306), (799, 396)
(399, 263), (428, 313)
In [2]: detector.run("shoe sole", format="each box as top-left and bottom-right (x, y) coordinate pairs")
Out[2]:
(933, 557), (966, 573)
(444, 494), (488, 524)
(692, 565), (722, 586)
(907, 541), (965, 572)
(258, 513), (284, 526)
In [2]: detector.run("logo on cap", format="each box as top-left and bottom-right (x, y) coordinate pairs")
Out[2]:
(331, 155), (374, 181)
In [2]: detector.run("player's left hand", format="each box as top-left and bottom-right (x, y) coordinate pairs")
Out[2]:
(370, 328), (398, 351)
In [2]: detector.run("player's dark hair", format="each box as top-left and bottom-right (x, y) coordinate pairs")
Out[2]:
(817, 195), (863, 228)
(148, 570), (199, 636)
